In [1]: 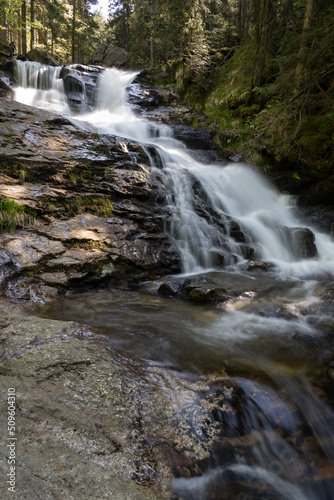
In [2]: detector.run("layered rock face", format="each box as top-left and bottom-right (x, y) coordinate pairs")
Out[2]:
(0, 97), (181, 302)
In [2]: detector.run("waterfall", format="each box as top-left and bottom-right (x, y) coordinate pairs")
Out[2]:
(77, 68), (334, 277)
(14, 60), (70, 114)
(13, 63), (334, 277)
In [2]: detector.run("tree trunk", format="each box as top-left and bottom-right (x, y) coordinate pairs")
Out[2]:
(30, 0), (34, 50)
(72, 0), (76, 63)
(295, 0), (314, 79)
(302, 0), (313, 30)
(150, 0), (154, 66)
(0, 2), (7, 43)
(239, 0), (249, 40)
(252, 0), (272, 87)
(282, 0), (294, 29)
(21, 1), (27, 55)
(18, 9), (22, 53)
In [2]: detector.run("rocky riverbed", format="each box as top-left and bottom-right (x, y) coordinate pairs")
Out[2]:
(0, 297), (244, 499)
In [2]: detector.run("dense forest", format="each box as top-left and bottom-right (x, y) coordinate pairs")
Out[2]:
(1, 0), (333, 196)
(0, 0), (103, 62)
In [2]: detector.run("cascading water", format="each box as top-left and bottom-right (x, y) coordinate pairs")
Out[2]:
(13, 62), (334, 499)
(73, 68), (334, 276)
(13, 62), (334, 276)
(14, 60), (70, 114)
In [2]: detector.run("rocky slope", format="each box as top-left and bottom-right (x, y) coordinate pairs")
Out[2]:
(0, 95), (182, 303)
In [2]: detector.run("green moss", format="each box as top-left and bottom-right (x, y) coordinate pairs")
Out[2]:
(69, 239), (109, 251)
(205, 42), (257, 117)
(69, 173), (78, 184)
(19, 168), (28, 183)
(0, 198), (36, 232)
(62, 196), (114, 217)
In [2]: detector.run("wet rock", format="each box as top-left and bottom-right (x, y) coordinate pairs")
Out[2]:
(172, 125), (217, 151)
(106, 161), (153, 200)
(40, 271), (68, 285)
(158, 276), (233, 305)
(292, 227), (317, 258)
(229, 220), (247, 242)
(239, 244), (256, 260)
(188, 287), (211, 303)
(127, 85), (162, 110)
(157, 280), (181, 296)
(0, 347), (163, 498)
(0, 231), (66, 269)
(0, 77), (13, 98)
(0, 301), (238, 498)
(5, 278), (58, 302)
(188, 286), (231, 304)
(297, 205), (334, 235)
(46, 247), (108, 269)
(0, 42), (13, 72)
(0, 97), (181, 291)
(245, 260), (275, 272)
(0, 182), (67, 209)
(274, 225), (318, 259)
(61, 64), (101, 112)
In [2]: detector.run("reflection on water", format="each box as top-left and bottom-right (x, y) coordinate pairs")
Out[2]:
(40, 275), (334, 500)
(40, 280), (332, 373)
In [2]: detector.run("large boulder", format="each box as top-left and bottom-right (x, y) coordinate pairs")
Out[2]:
(60, 64), (101, 112)
(89, 44), (131, 68)
(26, 48), (58, 66)
(0, 97), (181, 299)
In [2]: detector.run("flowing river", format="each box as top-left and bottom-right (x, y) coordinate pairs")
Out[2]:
(13, 60), (334, 499)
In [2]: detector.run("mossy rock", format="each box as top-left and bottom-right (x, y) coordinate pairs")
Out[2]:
(188, 288), (209, 303)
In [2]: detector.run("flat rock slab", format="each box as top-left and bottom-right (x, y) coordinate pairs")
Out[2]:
(0, 301), (235, 499)
(0, 183), (67, 209)
(0, 99), (115, 163)
(46, 247), (109, 268)
(0, 305), (164, 498)
(0, 232), (65, 269)
(39, 214), (116, 243)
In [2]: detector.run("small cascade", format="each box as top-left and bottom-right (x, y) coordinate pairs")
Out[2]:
(171, 370), (334, 500)
(14, 60), (70, 114)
